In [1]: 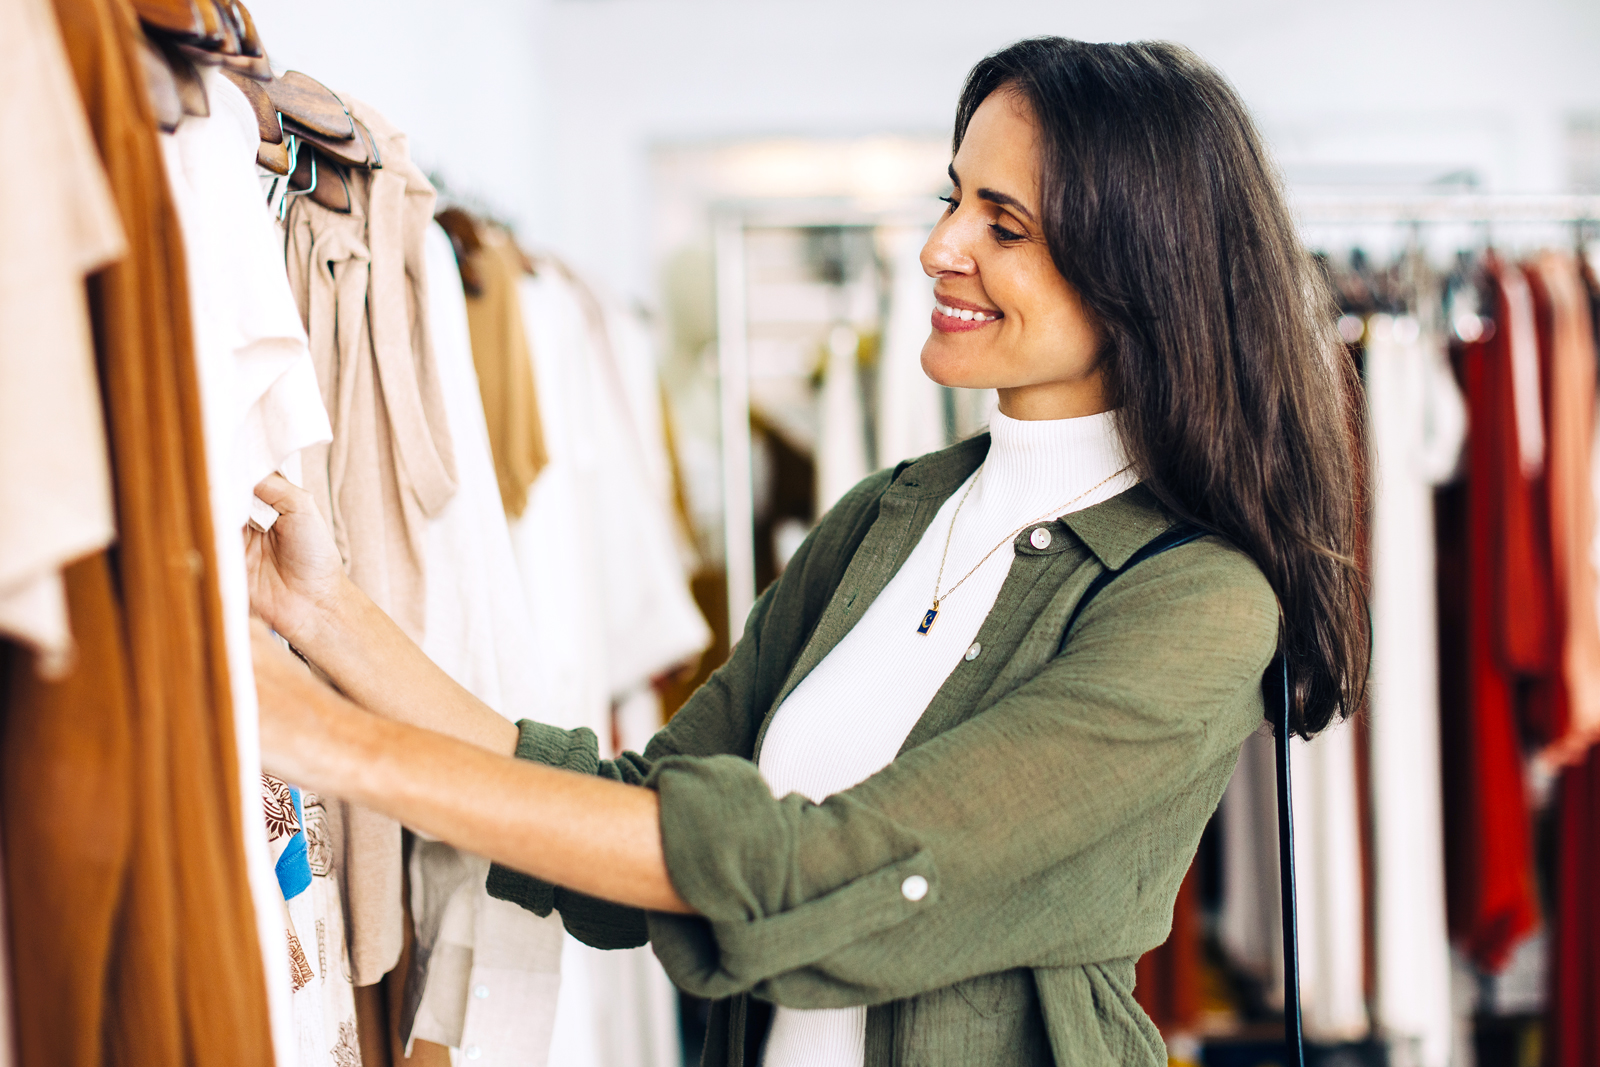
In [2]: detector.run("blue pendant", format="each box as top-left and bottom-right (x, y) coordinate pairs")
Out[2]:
(917, 607), (938, 634)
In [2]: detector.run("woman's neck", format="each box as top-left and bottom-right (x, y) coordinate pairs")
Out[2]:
(977, 407), (1129, 518)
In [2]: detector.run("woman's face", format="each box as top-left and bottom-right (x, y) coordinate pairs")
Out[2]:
(920, 90), (1108, 421)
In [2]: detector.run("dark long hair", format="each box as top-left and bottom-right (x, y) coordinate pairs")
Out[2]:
(956, 38), (1366, 735)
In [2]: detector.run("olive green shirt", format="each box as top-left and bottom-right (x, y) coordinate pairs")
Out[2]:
(487, 433), (1278, 1066)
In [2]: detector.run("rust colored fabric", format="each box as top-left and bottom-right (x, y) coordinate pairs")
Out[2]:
(3, 0), (275, 1062)
(1133, 862), (1202, 1031)
(1528, 253), (1600, 763)
(1438, 260), (1543, 972)
(2, 556), (133, 1067)
(463, 224), (548, 518)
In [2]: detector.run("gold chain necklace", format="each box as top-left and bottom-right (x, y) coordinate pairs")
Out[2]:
(917, 463), (1133, 634)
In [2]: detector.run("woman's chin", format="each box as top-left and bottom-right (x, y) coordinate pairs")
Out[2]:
(919, 339), (1003, 390)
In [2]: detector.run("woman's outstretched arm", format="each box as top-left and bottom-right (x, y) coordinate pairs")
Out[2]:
(252, 617), (693, 914)
(245, 473), (517, 756)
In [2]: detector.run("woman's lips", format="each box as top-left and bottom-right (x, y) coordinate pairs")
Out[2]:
(931, 300), (1002, 333)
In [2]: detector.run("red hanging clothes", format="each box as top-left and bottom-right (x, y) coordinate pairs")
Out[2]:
(1526, 254), (1600, 763)
(1133, 862), (1202, 1032)
(1540, 253), (1600, 1067)
(1439, 255), (1545, 972)
(1549, 747), (1600, 1067)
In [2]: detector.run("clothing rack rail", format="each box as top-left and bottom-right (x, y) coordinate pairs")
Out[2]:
(1291, 192), (1600, 224)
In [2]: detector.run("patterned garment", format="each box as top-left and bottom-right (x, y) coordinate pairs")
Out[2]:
(262, 774), (311, 901)
(262, 773), (301, 841)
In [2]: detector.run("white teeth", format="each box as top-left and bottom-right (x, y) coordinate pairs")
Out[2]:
(936, 302), (997, 322)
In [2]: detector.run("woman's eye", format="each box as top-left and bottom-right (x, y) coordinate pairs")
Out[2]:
(990, 222), (1024, 243)
(938, 195), (958, 213)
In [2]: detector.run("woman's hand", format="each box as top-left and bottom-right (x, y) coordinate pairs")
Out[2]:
(245, 474), (347, 649)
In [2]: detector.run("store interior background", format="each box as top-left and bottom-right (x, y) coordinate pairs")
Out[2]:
(235, 1), (1600, 1064)
(244, 0), (1600, 555)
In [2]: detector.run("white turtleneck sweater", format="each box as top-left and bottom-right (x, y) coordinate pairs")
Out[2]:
(756, 408), (1138, 1067)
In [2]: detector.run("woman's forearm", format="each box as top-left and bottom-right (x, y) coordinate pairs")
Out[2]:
(258, 627), (691, 915)
(293, 576), (519, 756)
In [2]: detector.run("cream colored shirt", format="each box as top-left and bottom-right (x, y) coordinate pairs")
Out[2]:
(0, 0), (126, 675)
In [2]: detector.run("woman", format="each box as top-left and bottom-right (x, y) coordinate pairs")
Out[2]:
(250, 37), (1365, 1067)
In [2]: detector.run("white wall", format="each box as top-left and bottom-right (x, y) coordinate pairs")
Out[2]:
(247, 0), (1600, 300)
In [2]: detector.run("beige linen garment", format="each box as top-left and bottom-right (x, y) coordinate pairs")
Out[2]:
(286, 97), (458, 986)
(0, 0), (125, 675)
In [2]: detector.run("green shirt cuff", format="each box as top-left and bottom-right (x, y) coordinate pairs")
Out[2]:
(646, 753), (938, 1002)
(485, 719), (602, 917)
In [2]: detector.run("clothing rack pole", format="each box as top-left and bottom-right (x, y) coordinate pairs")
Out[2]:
(715, 211), (757, 632)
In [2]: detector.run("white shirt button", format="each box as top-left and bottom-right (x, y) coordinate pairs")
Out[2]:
(964, 642), (981, 662)
(901, 875), (929, 902)
(474, 985), (490, 999)
(465, 1048), (482, 1061)
(1029, 527), (1052, 550)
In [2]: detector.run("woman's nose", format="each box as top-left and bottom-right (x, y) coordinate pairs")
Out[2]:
(920, 214), (977, 278)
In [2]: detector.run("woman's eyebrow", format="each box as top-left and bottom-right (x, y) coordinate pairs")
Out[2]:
(976, 188), (1036, 223)
(947, 164), (1037, 223)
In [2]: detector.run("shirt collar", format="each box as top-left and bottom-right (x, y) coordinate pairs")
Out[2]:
(894, 433), (1174, 570)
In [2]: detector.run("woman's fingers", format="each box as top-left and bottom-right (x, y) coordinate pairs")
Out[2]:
(244, 474), (346, 649)
(252, 471), (312, 517)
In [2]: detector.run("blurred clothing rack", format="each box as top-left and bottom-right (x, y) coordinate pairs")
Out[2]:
(1291, 192), (1600, 224)
(714, 198), (943, 628)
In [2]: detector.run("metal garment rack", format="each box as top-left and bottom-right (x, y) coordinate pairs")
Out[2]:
(713, 197), (938, 630)
(712, 193), (1600, 629)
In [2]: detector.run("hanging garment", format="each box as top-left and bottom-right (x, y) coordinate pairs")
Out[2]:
(399, 222), (566, 1067)
(286, 97), (458, 988)
(1364, 313), (1464, 1067)
(580, 277), (713, 696)
(0, 824), (10, 1067)
(159, 64), (341, 1063)
(502, 264), (708, 1067)
(1549, 743), (1600, 1067)
(1218, 727), (1283, 1003)
(1526, 253), (1600, 764)
(507, 269), (613, 745)
(0, 7), (125, 1046)
(6, 0), (276, 1061)
(0, 0), (125, 674)
(602, 296), (701, 576)
(875, 225), (947, 469)
(1439, 257), (1544, 972)
(461, 224), (548, 518)
(1291, 721), (1369, 1042)
(1132, 864), (1202, 1035)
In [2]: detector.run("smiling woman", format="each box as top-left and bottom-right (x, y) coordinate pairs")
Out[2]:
(248, 36), (1366, 1067)
(921, 89), (1109, 419)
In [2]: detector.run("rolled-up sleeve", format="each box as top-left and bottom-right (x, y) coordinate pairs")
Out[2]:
(486, 467), (892, 948)
(640, 541), (1277, 1008)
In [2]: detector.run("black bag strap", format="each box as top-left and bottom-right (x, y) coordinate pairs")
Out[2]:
(1058, 523), (1305, 1067)
(1265, 655), (1305, 1067)
(1057, 523), (1208, 651)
